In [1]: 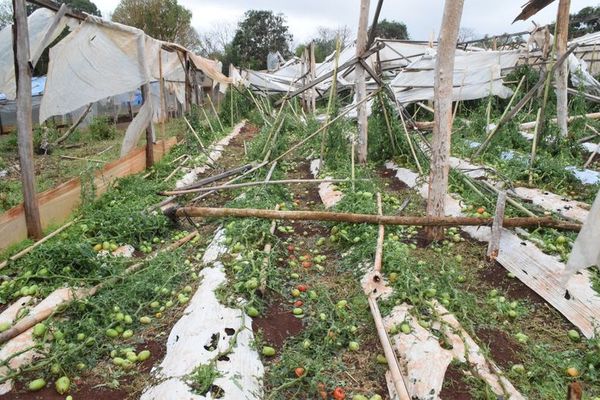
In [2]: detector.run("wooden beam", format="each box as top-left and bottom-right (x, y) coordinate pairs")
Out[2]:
(425, 0), (464, 241)
(366, 0), (385, 49)
(13, 0), (43, 240)
(355, 0), (371, 164)
(555, 0), (571, 137)
(173, 206), (581, 231)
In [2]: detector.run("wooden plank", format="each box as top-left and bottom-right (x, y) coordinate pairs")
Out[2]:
(386, 162), (600, 338)
(0, 138), (176, 252)
(355, 0), (370, 164)
(555, 0), (571, 137)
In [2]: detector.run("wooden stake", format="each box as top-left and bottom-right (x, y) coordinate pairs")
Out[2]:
(162, 178), (362, 196)
(259, 204), (280, 294)
(374, 193), (384, 273)
(555, 0), (571, 137)
(207, 95), (224, 131)
(174, 206), (581, 231)
(487, 191), (506, 260)
(140, 83), (154, 169)
(529, 108), (543, 185)
(355, 0), (371, 164)
(13, 0), (42, 240)
(425, 0), (465, 241)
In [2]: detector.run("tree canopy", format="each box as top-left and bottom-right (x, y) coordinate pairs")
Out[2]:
(61, 0), (101, 16)
(225, 10), (292, 70)
(295, 26), (352, 63)
(112, 0), (199, 49)
(369, 19), (409, 40)
(569, 6), (600, 38)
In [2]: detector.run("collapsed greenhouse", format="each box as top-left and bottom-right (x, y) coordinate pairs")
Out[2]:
(0, 0), (599, 399)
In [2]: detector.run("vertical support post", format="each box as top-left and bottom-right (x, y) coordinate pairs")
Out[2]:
(487, 190), (506, 260)
(13, 0), (43, 240)
(425, 0), (465, 241)
(309, 42), (316, 113)
(184, 53), (192, 112)
(555, 0), (571, 137)
(158, 48), (166, 153)
(141, 84), (154, 168)
(355, 0), (370, 164)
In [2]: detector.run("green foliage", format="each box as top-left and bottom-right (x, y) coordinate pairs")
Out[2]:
(112, 0), (199, 48)
(295, 26), (350, 63)
(0, 0), (11, 30)
(59, 0), (101, 16)
(369, 19), (409, 40)
(225, 10), (293, 70)
(570, 5), (600, 38)
(188, 364), (221, 396)
(219, 87), (254, 127)
(88, 116), (117, 141)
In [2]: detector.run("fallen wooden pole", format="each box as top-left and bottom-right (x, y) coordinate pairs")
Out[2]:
(520, 111), (600, 130)
(367, 295), (411, 400)
(173, 206), (581, 231)
(54, 103), (93, 146)
(374, 193), (384, 273)
(60, 155), (106, 163)
(161, 178), (362, 196)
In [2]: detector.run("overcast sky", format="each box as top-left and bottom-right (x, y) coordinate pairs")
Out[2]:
(99, 0), (599, 45)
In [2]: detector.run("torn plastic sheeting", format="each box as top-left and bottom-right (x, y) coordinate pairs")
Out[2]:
(0, 8), (77, 101)
(141, 229), (264, 400)
(566, 166), (600, 185)
(565, 188), (600, 277)
(384, 303), (524, 400)
(120, 99), (153, 157)
(39, 15), (185, 123)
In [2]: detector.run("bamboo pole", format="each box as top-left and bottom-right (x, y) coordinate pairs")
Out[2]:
(207, 95), (224, 131)
(528, 108), (543, 185)
(367, 295), (411, 400)
(13, 0), (42, 239)
(59, 155), (106, 163)
(374, 193), (384, 273)
(259, 204), (280, 295)
(272, 91), (380, 165)
(426, 0), (465, 241)
(319, 38), (342, 168)
(162, 179), (362, 196)
(473, 75), (526, 158)
(173, 206), (581, 231)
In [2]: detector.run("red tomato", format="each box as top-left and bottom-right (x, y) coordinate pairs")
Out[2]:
(297, 284), (308, 292)
(294, 367), (305, 377)
(294, 300), (304, 307)
(333, 387), (346, 400)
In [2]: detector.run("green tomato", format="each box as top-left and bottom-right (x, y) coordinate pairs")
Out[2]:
(262, 346), (276, 357)
(27, 378), (46, 392)
(348, 341), (359, 351)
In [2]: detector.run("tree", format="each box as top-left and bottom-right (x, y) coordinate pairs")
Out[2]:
(112, 0), (199, 49)
(225, 10), (292, 70)
(60, 0), (101, 16)
(569, 5), (600, 38)
(295, 26), (352, 63)
(369, 19), (409, 40)
(198, 22), (235, 59)
(457, 27), (478, 43)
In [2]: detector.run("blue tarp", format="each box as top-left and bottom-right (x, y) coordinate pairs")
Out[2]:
(0, 76), (46, 101)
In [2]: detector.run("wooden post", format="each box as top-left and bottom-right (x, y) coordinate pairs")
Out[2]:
(140, 84), (154, 168)
(355, 0), (370, 164)
(309, 42), (316, 113)
(425, 0), (465, 241)
(555, 0), (571, 137)
(184, 53), (192, 112)
(487, 191), (506, 260)
(13, 0), (43, 240)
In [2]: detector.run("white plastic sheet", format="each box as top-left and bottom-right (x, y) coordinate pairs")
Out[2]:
(565, 189), (600, 275)
(0, 8), (74, 100)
